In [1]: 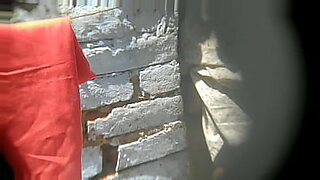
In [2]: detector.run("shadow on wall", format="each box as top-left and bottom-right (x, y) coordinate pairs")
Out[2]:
(179, 0), (305, 180)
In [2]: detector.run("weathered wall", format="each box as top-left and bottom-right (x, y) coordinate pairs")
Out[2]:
(65, 1), (188, 180)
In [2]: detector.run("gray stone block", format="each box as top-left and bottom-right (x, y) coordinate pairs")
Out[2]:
(116, 126), (187, 171)
(92, 96), (183, 138)
(140, 60), (180, 95)
(81, 33), (177, 75)
(80, 72), (134, 110)
(82, 146), (103, 179)
(111, 151), (189, 180)
(71, 9), (135, 42)
(71, 8), (178, 75)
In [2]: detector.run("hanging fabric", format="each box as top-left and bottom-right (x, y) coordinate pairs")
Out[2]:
(0, 17), (96, 179)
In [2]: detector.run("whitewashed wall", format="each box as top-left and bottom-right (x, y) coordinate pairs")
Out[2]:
(64, 1), (189, 179)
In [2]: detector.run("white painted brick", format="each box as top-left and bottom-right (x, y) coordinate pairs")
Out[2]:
(71, 8), (177, 74)
(80, 72), (134, 110)
(116, 126), (187, 171)
(140, 60), (180, 95)
(82, 33), (177, 75)
(111, 151), (189, 180)
(93, 96), (183, 138)
(82, 146), (103, 179)
(71, 9), (135, 42)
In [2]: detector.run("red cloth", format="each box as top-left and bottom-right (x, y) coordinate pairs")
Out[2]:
(0, 17), (96, 179)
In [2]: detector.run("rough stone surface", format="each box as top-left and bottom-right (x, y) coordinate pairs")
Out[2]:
(140, 60), (180, 95)
(121, 0), (168, 31)
(71, 9), (135, 42)
(111, 151), (190, 180)
(70, 8), (177, 74)
(82, 146), (103, 179)
(80, 72), (134, 110)
(92, 96), (183, 138)
(81, 32), (177, 74)
(116, 126), (187, 171)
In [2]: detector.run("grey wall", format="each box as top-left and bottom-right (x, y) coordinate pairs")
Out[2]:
(68, 2), (189, 180)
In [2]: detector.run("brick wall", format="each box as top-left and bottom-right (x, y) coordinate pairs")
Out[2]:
(64, 1), (188, 179)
